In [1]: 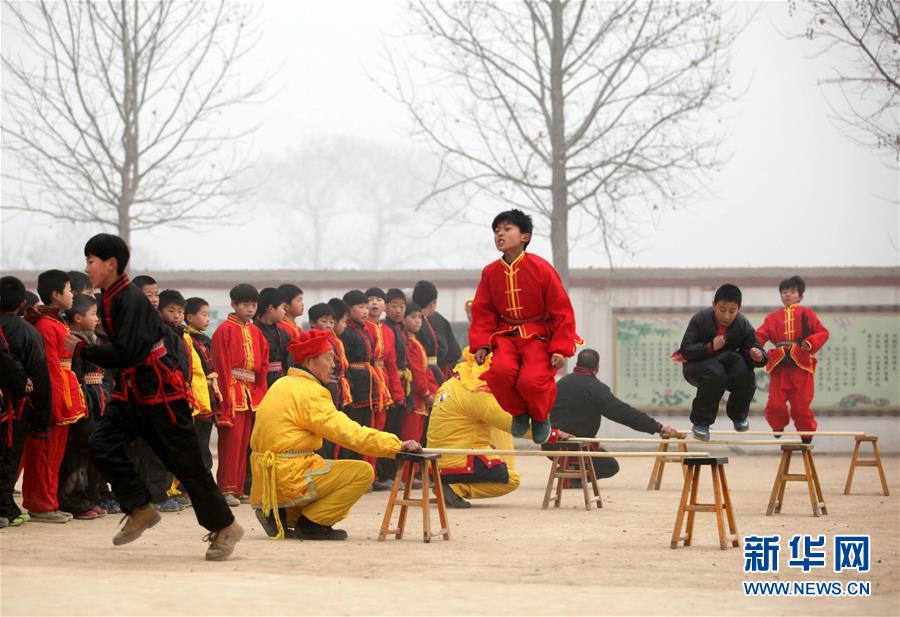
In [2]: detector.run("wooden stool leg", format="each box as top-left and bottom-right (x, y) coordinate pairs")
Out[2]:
(710, 464), (727, 550)
(774, 450), (791, 514)
(421, 462), (433, 543)
(541, 458), (557, 510)
(801, 449), (821, 517)
(554, 456), (567, 507)
(844, 437), (862, 495)
(670, 464), (693, 549)
(718, 465), (739, 547)
(431, 460), (451, 541)
(378, 462), (407, 541)
(678, 442), (689, 478)
(805, 449), (827, 515)
(587, 457), (602, 509)
(872, 439), (890, 496)
(579, 455), (592, 511)
(396, 461), (414, 539)
(766, 450), (787, 515)
(684, 465), (701, 547)
(649, 442), (668, 490)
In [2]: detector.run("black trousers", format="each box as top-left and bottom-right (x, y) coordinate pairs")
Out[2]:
(337, 407), (372, 461)
(375, 406), (404, 481)
(194, 417), (214, 473)
(58, 416), (96, 514)
(543, 445), (620, 479)
(89, 397), (234, 532)
(126, 437), (172, 503)
(0, 419), (28, 519)
(683, 352), (756, 426)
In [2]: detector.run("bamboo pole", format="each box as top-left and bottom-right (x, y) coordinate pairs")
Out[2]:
(420, 448), (710, 458)
(568, 437), (802, 446)
(706, 430), (865, 437)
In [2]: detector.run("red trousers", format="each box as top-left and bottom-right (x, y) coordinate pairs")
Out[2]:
(216, 412), (253, 496)
(483, 335), (557, 422)
(22, 424), (69, 513)
(400, 411), (427, 443)
(765, 364), (818, 432)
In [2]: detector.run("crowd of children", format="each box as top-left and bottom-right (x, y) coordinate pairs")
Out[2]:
(0, 261), (464, 529)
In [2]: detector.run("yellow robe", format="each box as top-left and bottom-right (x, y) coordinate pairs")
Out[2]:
(250, 368), (401, 536)
(183, 331), (211, 416)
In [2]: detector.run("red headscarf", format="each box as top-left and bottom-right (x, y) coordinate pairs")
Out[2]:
(287, 329), (333, 364)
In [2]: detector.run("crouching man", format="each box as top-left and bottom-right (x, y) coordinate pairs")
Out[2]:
(250, 329), (421, 540)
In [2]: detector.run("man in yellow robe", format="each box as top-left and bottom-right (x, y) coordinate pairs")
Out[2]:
(427, 349), (568, 508)
(250, 329), (421, 540)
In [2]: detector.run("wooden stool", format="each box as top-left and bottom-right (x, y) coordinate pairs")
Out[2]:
(671, 456), (738, 550)
(378, 452), (450, 543)
(541, 443), (602, 511)
(844, 435), (890, 496)
(767, 444), (827, 517)
(647, 438), (689, 490)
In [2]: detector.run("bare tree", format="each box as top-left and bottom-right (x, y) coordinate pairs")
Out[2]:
(385, 0), (742, 282)
(1, 0), (267, 245)
(791, 0), (899, 164)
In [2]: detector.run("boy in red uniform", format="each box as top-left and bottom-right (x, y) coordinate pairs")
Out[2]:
(213, 284), (269, 506)
(401, 302), (439, 443)
(277, 284), (304, 340)
(470, 209), (581, 443)
(755, 276), (830, 442)
(71, 234), (241, 560)
(22, 270), (85, 523)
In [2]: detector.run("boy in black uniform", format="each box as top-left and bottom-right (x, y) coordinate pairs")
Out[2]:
(338, 290), (379, 462)
(184, 297), (219, 472)
(0, 276), (52, 528)
(676, 284), (767, 441)
(253, 288), (293, 388)
(67, 234), (241, 561)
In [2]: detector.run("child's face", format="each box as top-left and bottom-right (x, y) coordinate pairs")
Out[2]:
(84, 254), (118, 290)
(287, 295), (304, 318)
(160, 303), (185, 328)
(142, 284), (160, 309)
(186, 305), (211, 331)
(404, 312), (423, 333)
(265, 302), (287, 323)
(232, 301), (257, 322)
(780, 287), (802, 307)
(52, 282), (74, 310)
(464, 300), (473, 323)
(333, 314), (348, 335)
(73, 305), (99, 332)
(349, 303), (368, 323)
(493, 221), (530, 253)
(712, 300), (740, 327)
(312, 316), (335, 331)
(385, 299), (406, 323)
(367, 297), (385, 320)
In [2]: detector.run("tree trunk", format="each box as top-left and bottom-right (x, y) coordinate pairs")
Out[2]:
(548, 0), (570, 287)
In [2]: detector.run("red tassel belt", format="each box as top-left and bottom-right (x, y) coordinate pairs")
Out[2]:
(267, 362), (283, 374)
(84, 372), (105, 385)
(426, 356), (438, 366)
(60, 358), (73, 370)
(232, 368), (256, 383)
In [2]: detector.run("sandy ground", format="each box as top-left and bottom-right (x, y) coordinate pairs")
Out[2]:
(1, 451), (897, 616)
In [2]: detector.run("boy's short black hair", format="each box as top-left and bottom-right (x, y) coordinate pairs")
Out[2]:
(0, 276), (27, 312)
(68, 293), (98, 319)
(405, 302), (422, 317)
(778, 275), (806, 296)
(257, 288), (288, 317)
(185, 297), (209, 316)
(24, 291), (40, 309)
(230, 283), (259, 304)
(492, 209), (534, 248)
(365, 287), (386, 300)
(575, 348), (600, 371)
(158, 289), (186, 310)
(278, 284), (303, 302)
(385, 288), (407, 304)
(343, 289), (368, 307)
(327, 298), (350, 320)
(308, 303), (336, 323)
(67, 271), (92, 295)
(713, 283), (742, 307)
(412, 281), (437, 308)
(132, 275), (157, 289)
(84, 233), (130, 274)
(37, 270), (71, 305)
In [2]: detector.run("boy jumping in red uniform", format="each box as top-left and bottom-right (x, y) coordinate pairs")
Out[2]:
(755, 276), (829, 442)
(470, 209), (581, 444)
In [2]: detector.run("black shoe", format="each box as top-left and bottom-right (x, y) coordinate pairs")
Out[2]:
(254, 508), (286, 538)
(510, 414), (530, 437)
(733, 419), (750, 432)
(372, 479), (394, 492)
(438, 483), (471, 509)
(293, 516), (348, 541)
(801, 436), (813, 445)
(531, 418), (551, 444)
(692, 424), (710, 441)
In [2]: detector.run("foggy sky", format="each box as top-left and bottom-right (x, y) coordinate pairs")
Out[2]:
(1, 1), (897, 272)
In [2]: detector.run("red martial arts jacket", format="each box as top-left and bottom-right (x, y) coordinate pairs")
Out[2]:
(469, 251), (582, 357)
(406, 334), (438, 412)
(278, 317), (302, 341)
(365, 319), (405, 405)
(756, 304), (829, 374)
(28, 307), (85, 426)
(212, 314), (269, 426)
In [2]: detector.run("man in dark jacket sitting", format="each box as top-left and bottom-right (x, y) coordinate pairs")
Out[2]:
(542, 348), (679, 480)
(676, 283), (767, 441)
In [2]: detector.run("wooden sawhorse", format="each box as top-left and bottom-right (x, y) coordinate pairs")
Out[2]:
(844, 435), (890, 496)
(767, 444), (827, 517)
(542, 443), (602, 511)
(378, 452), (450, 543)
(671, 456), (738, 550)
